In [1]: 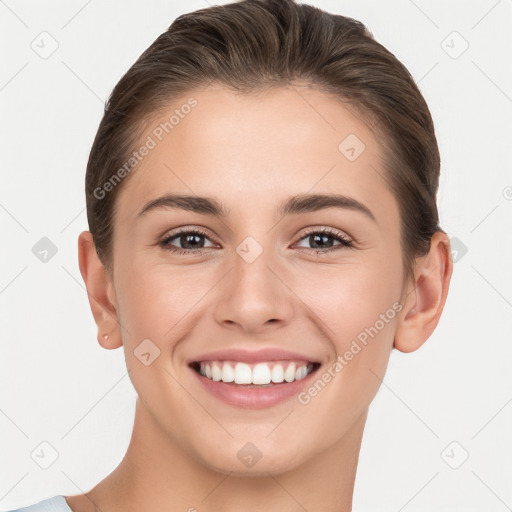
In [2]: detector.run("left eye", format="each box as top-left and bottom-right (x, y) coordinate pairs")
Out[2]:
(295, 229), (353, 251)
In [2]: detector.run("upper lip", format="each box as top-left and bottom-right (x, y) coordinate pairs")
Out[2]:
(188, 348), (320, 365)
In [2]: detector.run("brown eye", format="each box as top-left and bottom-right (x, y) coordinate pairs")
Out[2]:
(295, 227), (353, 253)
(159, 228), (215, 255)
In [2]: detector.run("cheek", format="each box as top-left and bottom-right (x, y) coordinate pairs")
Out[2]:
(114, 261), (215, 345)
(301, 257), (402, 346)
(296, 256), (402, 400)
(114, 265), (209, 407)
(305, 258), (401, 390)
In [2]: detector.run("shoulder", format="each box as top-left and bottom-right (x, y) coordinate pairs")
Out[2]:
(4, 496), (72, 512)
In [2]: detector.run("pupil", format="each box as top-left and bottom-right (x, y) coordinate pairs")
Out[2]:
(183, 234), (203, 249)
(311, 234), (333, 249)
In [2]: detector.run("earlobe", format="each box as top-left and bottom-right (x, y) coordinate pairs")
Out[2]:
(77, 231), (123, 350)
(394, 231), (453, 353)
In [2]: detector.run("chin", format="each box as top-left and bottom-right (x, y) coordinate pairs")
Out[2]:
(195, 439), (310, 477)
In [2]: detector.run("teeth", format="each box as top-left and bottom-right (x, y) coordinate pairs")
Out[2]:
(271, 364), (284, 383)
(234, 362), (252, 384)
(211, 362), (222, 382)
(296, 366), (307, 380)
(221, 362), (235, 383)
(284, 362), (296, 383)
(197, 360), (314, 385)
(252, 363), (271, 385)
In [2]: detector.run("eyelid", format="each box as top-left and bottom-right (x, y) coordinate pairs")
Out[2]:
(292, 226), (354, 254)
(159, 224), (355, 255)
(296, 225), (353, 242)
(160, 225), (215, 239)
(157, 225), (217, 255)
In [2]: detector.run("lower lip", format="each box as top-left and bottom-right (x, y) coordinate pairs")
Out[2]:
(190, 365), (319, 409)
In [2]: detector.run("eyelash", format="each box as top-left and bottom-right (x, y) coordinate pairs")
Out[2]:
(158, 226), (354, 256)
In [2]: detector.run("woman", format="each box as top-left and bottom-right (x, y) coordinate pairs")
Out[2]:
(10, 0), (452, 510)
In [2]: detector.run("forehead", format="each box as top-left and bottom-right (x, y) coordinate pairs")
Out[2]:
(115, 84), (397, 226)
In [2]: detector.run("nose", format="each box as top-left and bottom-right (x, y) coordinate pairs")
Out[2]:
(213, 246), (295, 334)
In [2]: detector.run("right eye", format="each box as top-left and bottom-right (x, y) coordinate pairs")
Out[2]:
(159, 228), (216, 255)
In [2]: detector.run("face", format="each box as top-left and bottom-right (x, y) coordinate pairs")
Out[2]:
(108, 84), (407, 475)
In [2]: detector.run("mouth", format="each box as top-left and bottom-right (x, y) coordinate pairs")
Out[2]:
(189, 360), (321, 387)
(187, 348), (323, 408)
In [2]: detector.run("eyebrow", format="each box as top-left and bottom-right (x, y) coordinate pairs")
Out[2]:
(137, 193), (376, 222)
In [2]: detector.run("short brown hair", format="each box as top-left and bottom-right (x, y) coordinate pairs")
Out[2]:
(85, 0), (443, 280)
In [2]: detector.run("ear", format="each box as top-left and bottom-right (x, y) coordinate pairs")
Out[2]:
(78, 231), (123, 350)
(394, 231), (453, 353)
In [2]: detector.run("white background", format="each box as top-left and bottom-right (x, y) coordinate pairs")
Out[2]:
(0, 0), (511, 510)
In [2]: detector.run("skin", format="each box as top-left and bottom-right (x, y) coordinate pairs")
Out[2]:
(73, 84), (452, 512)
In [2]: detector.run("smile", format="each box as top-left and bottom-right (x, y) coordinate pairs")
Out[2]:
(191, 360), (320, 386)
(187, 348), (322, 408)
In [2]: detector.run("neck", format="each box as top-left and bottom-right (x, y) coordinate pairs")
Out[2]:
(71, 398), (367, 512)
